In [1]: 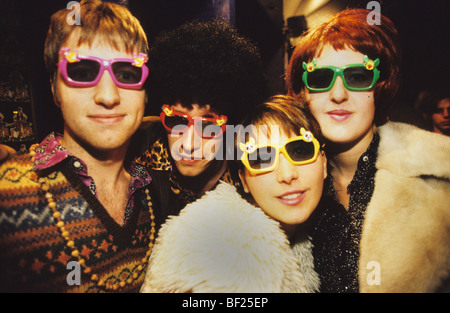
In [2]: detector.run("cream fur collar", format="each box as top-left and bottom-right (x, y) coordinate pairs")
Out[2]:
(141, 182), (320, 293)
(377, 122), (450, 179)
(359, 122), (450, 292)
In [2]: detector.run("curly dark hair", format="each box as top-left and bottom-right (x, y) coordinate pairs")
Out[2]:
(146, 20), (269, 124)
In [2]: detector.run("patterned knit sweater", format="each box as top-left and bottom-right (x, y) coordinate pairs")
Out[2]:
(0, 151), (153, 293)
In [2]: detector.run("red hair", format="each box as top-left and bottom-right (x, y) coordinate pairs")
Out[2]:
(286, 8), (401, 125)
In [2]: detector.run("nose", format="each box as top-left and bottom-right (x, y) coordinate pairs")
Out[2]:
(329, 76), (349, 104)
(180, 124), (202, 157)
(93, 70), (120, 108)
(443, 107), (450, 118)
(276, 153), (298, 184)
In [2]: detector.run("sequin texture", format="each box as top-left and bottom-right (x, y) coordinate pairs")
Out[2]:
(309, 133), (380, 293)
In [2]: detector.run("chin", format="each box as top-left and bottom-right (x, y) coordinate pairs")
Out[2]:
(95, 137), (130, 150)
(175, 163), (206, 177)
(287, 209), (313, 225)
(70, 134), (127, 154)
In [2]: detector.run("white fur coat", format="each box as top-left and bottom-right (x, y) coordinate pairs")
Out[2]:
(359, 122), (450, 292)
(141, 182), (320, 293)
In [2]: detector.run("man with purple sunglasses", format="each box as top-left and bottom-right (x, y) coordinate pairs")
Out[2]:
(0, 0), (155, 292)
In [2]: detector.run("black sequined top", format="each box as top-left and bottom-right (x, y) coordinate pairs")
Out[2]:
(308, 133), (380, 293)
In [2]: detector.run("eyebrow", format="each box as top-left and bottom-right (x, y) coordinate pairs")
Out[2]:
(202, 113), (216, 118)
(172, 107), (217, 118)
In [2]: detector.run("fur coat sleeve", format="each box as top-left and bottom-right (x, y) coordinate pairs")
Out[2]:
(359, 122), (450, 292)
(141, 182), (320, 293)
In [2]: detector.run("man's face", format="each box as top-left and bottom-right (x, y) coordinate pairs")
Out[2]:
(166, 103), (224, 177)
(431, 98), (450, 136)
(54, 33), (146, 154)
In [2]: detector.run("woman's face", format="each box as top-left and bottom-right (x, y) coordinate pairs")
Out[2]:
(305, 45), (376, 146)
(239, 126), (327, 236)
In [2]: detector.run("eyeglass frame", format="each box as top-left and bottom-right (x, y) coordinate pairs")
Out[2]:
(57, 47), (149, 89)
(302, 55), (380, 92)
(159, 104), (228, 139)
(239, 128), (321, 175)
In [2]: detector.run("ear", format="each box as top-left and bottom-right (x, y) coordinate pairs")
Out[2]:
(321, 150), (327, 179)
(238, 169), (250, 193)
(303, 88), (311, 103)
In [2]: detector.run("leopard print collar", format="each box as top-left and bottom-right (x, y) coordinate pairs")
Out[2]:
(137, 138), (236, 205)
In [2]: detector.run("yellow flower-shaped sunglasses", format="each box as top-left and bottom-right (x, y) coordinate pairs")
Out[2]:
(239, 128), (321, 175)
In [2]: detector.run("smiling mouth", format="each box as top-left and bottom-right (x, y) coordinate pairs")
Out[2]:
(277, 191), (306, 205)
(279, 192), (303, 200)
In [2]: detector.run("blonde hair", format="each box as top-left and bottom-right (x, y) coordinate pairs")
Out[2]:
(44, 0), (148, 81)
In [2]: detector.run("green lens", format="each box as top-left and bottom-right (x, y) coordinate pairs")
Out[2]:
(307, 68), (335, 90)
(343, 67), (374, 89)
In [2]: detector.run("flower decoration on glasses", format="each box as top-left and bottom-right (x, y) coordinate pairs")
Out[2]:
(243, 138), (256, 154)
(304, 59), (317, 72)
(60, 48), (149, 69)
(300, 127), (313, 142)
(215, 116), (227, 127)
(162, 106), (174, 116)
(132, 53), (148, 68)
(60, 48), (79, 63)
(363, 55), (378, 70)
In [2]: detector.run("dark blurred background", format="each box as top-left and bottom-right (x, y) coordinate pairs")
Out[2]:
(0, 0), (448, 148)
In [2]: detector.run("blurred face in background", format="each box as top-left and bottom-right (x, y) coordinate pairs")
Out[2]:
(431, 98), (450, 135)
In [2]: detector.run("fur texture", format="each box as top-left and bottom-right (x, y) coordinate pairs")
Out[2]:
(359, 122), (450, 292)
(141, 182), (320, 293)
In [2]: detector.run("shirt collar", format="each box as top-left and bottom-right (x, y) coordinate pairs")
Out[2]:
(33, 132), (152, 191)
(136, 137), (236, 204)
(136, 138), (172, 171)
(33, 132), (70, 171)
